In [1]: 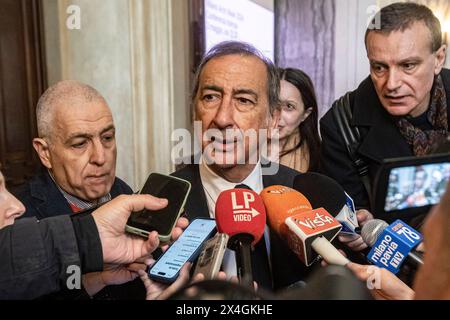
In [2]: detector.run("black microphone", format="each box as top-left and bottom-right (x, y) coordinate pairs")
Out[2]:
(293, 173), (360, 234)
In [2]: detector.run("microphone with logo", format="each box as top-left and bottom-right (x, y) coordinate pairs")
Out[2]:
(293, 172), (360, 235)
(260, 185), (349, 267)
(361, 219), (424, 275)
(215, 188), (267, 288)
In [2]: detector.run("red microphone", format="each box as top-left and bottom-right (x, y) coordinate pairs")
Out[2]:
(215, 188), (266, 288)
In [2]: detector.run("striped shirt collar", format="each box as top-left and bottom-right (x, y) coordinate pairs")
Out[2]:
(48, 170), (111, 211)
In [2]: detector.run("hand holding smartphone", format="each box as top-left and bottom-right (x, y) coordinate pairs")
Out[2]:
(148, 218), (217, 283)
(125, 173), (191, 242)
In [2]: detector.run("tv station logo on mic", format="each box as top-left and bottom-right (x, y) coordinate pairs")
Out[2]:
(290, 209), (341, 235)
(368, 220), (423, 274)
(285, 208), (342, 266)
(231, 191), (261, 222)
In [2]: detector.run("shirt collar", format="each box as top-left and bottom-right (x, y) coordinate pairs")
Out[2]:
(48, 170), (111, 212)
(199, 157), (263, 216)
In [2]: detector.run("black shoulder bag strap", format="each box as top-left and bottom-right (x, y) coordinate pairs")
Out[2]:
(332, 92), (372, 206)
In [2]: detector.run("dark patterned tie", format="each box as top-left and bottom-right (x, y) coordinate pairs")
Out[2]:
(234, 184), (273, 290)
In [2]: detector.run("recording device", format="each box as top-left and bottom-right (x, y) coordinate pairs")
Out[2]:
(293, 173), (360, 235)
(361, 219), (424, 274)
(215, 188), (267, 288)
(148, 218), (217, 283)
(373, 154), (450, 223)
(126, 173), (191, 242)
(193, 233), (229, 280)
(260, 185), (349, 267)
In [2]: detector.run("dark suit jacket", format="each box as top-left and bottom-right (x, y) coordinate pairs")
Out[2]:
(320, 69), (450, 225)
(172, 163), (319, 291)
(15, 168), (133, 220)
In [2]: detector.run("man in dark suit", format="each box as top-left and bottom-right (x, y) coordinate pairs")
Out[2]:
(320, 3), (449, 233)
(172, 41), (315, 291)
(16, 80), (133, 219)
(15, 80), (142, 299)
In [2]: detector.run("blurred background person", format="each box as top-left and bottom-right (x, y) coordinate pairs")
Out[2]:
(274, 68), (321, 173)
(0, 170), (25, 229)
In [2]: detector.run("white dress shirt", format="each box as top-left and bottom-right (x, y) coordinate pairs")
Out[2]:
(199, 157), (271, 277)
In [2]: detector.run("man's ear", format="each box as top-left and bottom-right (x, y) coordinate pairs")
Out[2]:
(32, 138), (52, 169)
(435, 45), (447, 75)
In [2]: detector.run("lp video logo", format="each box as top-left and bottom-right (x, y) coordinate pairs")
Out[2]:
(231, 191), (260, 222)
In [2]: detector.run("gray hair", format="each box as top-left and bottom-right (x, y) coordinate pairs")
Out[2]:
(191, 41), (280, 114)
(366, 2), (442, 52)
(36, 80), (107, 139)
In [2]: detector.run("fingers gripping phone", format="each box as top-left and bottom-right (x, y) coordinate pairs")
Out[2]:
(125, 173), (191, 243)
(193, 233), (228, 280)
(148, 218), (217, 284)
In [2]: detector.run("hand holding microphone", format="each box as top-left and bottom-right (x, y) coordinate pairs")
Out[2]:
(338, 209), (374, 252)
(346, 262), (415, 300)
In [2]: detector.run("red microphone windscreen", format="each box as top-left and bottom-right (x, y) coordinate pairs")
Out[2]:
(260, 185), (312, 237)
(215, 188), (266, 246)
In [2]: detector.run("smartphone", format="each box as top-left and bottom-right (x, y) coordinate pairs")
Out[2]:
(193, 233), (228, 280)
(148, 218), (217, 284)
(125, 173), (191, 242)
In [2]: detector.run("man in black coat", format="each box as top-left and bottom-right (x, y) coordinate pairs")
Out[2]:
(320, 3), (449, 231)
(172, 41), (317, 291)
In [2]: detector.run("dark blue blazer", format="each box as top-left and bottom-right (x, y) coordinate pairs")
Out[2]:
(15, 168), (133, 220)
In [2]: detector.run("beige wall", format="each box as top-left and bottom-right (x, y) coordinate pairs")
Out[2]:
(42, 0), (191, 190)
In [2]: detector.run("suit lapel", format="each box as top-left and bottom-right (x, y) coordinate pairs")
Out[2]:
(29, 170), (73, 219)
(183, 165), (210, 220)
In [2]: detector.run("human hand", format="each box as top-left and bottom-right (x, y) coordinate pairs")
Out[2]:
(338, 209), (374, 252)
(346, 262), (415, 300)
(92, 194), (168, 265)
(83, 263), (146, 297)
(139, 259), (192, 300)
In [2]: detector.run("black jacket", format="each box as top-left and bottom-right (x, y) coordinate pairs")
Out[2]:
(320, 69), (450, 224)
(172, 163), (320, 291)
(16, 168), (133, 220)
(0, 215), (103, 300)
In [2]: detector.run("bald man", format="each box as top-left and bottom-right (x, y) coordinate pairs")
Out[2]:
(16, 80), (132, 219)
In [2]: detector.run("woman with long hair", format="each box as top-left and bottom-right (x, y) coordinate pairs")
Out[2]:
(275, 68), (321, 172)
